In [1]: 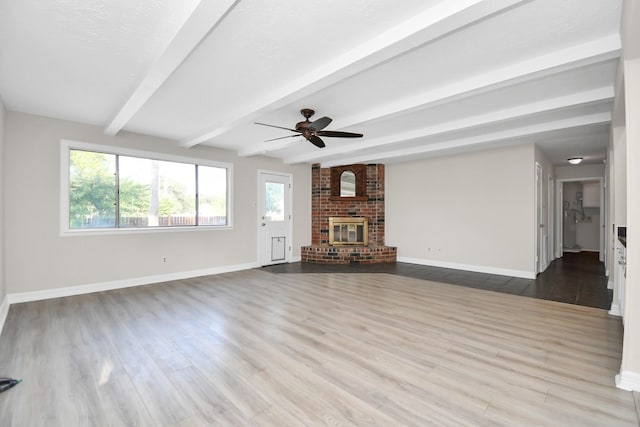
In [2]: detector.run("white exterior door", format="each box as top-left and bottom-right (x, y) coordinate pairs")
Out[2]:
(258, 172), (292, 266)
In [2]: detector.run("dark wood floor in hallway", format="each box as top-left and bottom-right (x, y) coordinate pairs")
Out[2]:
(263, 251), (612, 309)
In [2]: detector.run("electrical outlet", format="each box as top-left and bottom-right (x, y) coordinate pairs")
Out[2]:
(162, 257), (167, 263)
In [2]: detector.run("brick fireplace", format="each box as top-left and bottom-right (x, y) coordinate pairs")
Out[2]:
(301, 163), (397, 264)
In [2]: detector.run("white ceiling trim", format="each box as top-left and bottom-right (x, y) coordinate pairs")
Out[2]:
(612, 56), (625, 127)
(320, 112), (611, 167)
(328, 35), (620, 129)
(238, 136), (304, 157)
(103, 0), (239, 136)
(284, 86), (614, 164)
(243, 34), (620, 158)
(179, 0), (528, 148)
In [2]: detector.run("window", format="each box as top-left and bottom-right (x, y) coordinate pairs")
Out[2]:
(330, 164), (367, 201)
(339, 171), (356, 197)
(62, 140), (231, 233)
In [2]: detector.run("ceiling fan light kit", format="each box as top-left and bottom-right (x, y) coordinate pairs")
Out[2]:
(255, 109), (363, 148)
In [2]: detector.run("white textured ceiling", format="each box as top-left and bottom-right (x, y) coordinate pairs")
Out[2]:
(0, 0), (623, 166)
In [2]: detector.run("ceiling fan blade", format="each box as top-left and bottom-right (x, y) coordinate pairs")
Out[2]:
(308, 135), (326, 148)
(264, 134), (301, 142)
(308, 116), (332, 131)
(254, 122), (300, 133)
(316, 130), (363, 138)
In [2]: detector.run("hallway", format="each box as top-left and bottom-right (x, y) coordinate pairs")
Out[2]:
(263, 251), (612, 310)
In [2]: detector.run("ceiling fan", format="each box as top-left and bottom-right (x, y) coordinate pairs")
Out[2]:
(255, 108), (363, 148)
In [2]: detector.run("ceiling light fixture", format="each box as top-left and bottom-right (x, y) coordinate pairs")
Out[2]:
(567, 157), (583, 165)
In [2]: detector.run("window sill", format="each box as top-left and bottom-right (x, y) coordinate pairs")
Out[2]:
(60, 225), (233, 237)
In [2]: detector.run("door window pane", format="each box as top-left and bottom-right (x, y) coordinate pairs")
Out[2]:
(265, 182), (285, 222)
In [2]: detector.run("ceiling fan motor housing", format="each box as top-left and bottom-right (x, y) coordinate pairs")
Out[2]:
(296, 121), (311, 131)
(296, 108), (314, 131)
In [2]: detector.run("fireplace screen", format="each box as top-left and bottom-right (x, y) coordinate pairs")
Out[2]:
(328, 217), (368, 246)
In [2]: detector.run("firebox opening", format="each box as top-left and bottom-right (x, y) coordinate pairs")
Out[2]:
(329, 217), (368, 246)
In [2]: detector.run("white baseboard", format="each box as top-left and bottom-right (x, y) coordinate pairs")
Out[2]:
(0, 295), (9, 337)
(7, 262), (258, 305)
(608, 303), (622, 317)
(291, 255), (302, 262)
(398, 257), (536, 279)
(615, 370), (640, 392)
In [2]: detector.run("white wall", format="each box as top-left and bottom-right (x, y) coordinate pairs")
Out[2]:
(3, 112), (311, 295)
(0, 97), (5, 306)
(620, 55), (640, 389)
(555, 164), (605, 180)
(386, 143), (535, 278)
(613, 129), (627, 226)
(617, 0), (640, 392)
(608, 126), (624, 317)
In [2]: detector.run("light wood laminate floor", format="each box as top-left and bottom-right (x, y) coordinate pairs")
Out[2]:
(0, 269), (637, 426)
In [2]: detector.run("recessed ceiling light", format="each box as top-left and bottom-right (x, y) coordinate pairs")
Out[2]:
(567, 157), (583, 165)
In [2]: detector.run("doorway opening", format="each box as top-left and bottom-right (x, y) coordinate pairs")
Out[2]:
(556, 178), (605, 262)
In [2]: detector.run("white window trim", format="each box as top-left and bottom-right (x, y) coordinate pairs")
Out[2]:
(60, 139), (233, 236)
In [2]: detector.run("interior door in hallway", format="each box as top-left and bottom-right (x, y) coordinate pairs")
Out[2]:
(258, 171), (292, 266)
(536, 162), (546, 274)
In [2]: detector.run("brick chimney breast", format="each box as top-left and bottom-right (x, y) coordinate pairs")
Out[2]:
(302, 163), (396, 264)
